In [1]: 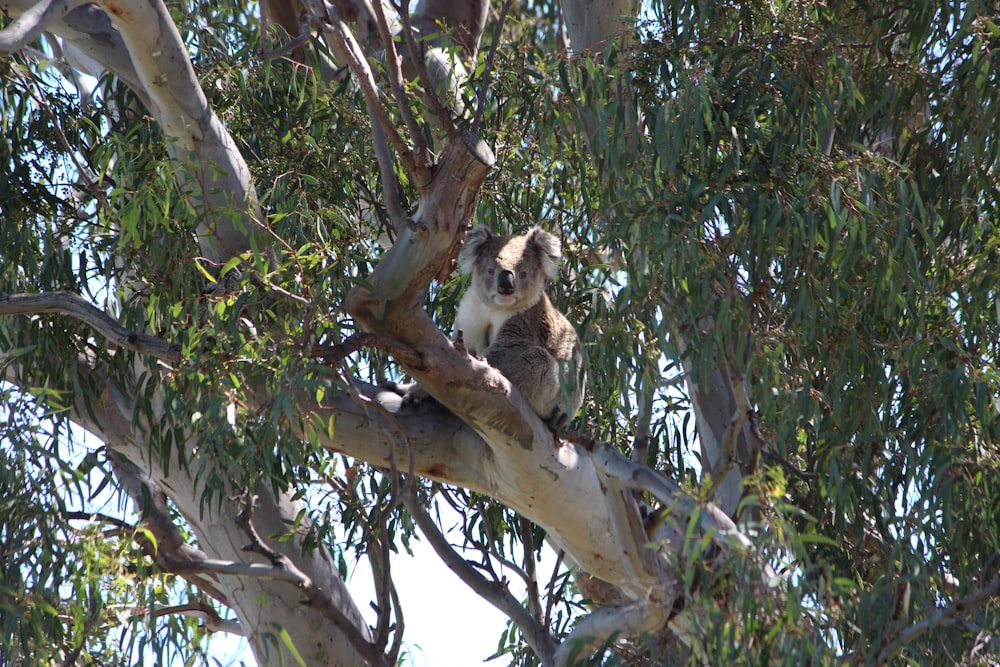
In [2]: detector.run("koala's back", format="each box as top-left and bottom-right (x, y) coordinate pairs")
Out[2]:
(486, 294), (585, 425)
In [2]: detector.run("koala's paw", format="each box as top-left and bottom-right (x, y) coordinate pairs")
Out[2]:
(544, 408), (569, 434)
(384, 381), (435, 408)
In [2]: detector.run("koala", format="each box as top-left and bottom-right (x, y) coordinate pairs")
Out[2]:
(454, 226), (586, 427)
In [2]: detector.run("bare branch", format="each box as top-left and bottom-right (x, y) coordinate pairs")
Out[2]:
(391, 0), (457, 137)
(0, 0), (85, 51)
(563, 428), (756, 554)
(0, 292), (181, 362)
(107, 451), (231, 607)
(404, 492), (558, 664)
(372, 1), (432, 159)
(874, 576), (1000, 666)
(554, 599), (669, 667)
(140, 603), (245, 635)
(321, 4), (428, 188)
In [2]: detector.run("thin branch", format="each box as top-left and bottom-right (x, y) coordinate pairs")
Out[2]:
(472, 0), (515, 134)
(142, 603), (244, 635)
(369, 112), (406, 227)
(543, 550), (566, 631)
(107, 451), (231, 607)
(519, 517), (543, 622)
(368, 506), (401, 658)
(390, 0), (457, 136)
(403, 492), (558, 664)
(373, 0), (432, 159)
(309, 330), (423, 369)
(873, 576), (1000, 666)
(319, 7), (423, 184)
(0, 292), (181, 362)
(234, 491), (394, 667)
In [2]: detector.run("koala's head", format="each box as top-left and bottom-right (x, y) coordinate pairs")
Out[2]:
(458, 227), (561, 311)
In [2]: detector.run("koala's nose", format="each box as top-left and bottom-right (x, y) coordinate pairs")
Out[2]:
(497, 270), (515, 295)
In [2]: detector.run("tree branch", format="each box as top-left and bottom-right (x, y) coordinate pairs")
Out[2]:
(708, 344), (753, 494)
(139, 603), (244, 635)
(404, 492), (558, 665)
(0, 0), (85, 51)
(373, 1), (433, 159)
(874, 575), (1000, 666)
(0, 292), (181, 362)
(320, 4), (428, 188)
(234, 491), (394, 667)
(554, 599), (670, 667)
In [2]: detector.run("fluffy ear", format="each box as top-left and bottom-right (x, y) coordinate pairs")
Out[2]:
(457, 227), (493, 275)
(526, 227), (561, 280)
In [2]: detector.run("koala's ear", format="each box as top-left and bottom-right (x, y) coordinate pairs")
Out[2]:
(526, 227), (561, 280)
(458, 227), (493, 275)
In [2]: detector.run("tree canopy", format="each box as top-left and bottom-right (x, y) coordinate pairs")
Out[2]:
(1, 0), (999, 665)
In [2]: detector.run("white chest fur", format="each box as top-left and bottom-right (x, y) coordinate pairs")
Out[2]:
(454, 292), (515, 355)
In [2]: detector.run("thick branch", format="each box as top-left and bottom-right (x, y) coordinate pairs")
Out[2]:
(87, 0), (262, 262)
(0, 0), (85, 50)
(0, 291), (181, 362)
(555, 599), (670, 667)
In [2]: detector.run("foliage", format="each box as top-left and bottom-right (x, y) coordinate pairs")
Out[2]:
(2, 0), (999, 664)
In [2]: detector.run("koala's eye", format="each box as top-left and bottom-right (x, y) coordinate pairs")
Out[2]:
(518, 270), (528, 280)
(487, 267), (496, 276)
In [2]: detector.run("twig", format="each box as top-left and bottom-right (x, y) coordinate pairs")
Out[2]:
(403, 492), (558, 664)
(472, 0), (515, 134)
(0, 291), (181, 362)
(520, 517), (543, 622)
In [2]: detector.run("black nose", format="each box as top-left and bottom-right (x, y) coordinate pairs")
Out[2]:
(498, 270), (515, 295)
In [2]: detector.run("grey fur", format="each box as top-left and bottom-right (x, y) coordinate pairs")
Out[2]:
(454, 227), (586, 427)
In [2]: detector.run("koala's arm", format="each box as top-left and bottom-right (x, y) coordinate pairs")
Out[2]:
(486, 299), (586, 428)
(486, 328), (565, 425)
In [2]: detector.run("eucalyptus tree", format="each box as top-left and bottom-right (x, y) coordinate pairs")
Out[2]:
(1, 0), (998, 666)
